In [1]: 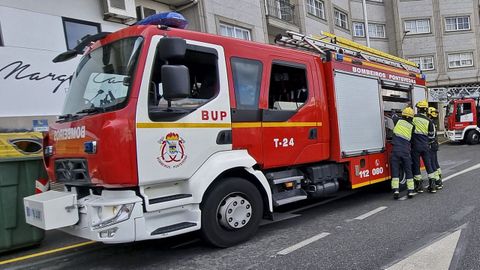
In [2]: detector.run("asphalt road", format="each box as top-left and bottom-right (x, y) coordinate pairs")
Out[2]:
(2, 141), (480, 270)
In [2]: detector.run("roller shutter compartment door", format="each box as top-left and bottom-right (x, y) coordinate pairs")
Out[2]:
(334, 72), (384, 156)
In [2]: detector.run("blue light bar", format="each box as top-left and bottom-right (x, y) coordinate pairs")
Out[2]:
(136, 12), (188, 29)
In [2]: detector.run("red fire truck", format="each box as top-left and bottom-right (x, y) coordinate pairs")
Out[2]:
(445, 97), (480, 144)
(25, 14), (427, 247)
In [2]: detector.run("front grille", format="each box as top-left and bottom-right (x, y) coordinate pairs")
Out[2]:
(55, 159), (90, 183)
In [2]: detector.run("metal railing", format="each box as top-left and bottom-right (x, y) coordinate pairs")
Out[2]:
(266, 0), (298, 26)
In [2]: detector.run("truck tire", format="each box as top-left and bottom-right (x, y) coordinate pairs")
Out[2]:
(200, 177), (263, 248)
(466, 130), (480, 145)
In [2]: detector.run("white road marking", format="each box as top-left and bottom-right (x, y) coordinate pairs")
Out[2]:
(442, 163), (480, 183)
(398, 196), (408, 201)
(386, 229), (462, 270)
(277, 232), (330, 255)
(354, 206), (387, 220)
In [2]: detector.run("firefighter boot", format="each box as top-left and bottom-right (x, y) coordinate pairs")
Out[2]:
(428, 178), (437, 193)
(393, 189), (400, 200)
(435, 179), (443, 190)
(436, 170), (443, 190)
(414, 180), (424, 194)
(407, 190), (415, 198)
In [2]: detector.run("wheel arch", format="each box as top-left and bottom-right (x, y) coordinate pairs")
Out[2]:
(202, 167), (273, 217)
(188, 150), (273, 213)
(461, 125), (479, 140)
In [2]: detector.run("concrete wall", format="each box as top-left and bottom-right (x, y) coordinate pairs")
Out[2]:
(397, 0), (480, 87)
(350, 0), (390, 53)
(202, 0), (267, 43)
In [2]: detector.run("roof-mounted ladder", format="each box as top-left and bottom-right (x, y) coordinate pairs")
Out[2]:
(275, 31), (421, 74)
(430, 86), (480, 100)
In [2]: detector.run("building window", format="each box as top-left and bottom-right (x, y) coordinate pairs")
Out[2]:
(408, 56), (434, 71)
(404, 19), (430, 35)
(368, 23), (386, 38)
(62, 17), (101, 50)
(445, 16), (470, 32)
(448, 52), (474, 68)
(306, 0), (325, 19)
(219, 23), (252, 41)
(353, 22), (365, 37)
(353, 22), (385, 38)
(334, 9), (349, 30)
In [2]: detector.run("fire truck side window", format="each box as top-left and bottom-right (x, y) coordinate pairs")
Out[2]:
(456, 103), (472, 121)
(231, 57), (262, 110)
(149, 47), (218, 110)
(268, 63), (308, 111)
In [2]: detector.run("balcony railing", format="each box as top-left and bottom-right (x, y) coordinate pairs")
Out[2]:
(266, 0), (298, 26)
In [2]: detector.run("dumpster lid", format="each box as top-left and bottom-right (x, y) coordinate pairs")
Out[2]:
(0, 132), (43, 161)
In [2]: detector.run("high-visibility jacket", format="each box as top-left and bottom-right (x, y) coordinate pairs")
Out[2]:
(412, 113), (434, 149)
(392, 118), (414, 153)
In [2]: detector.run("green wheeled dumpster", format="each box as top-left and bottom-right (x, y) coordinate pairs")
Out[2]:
(0, 132), (46, 253)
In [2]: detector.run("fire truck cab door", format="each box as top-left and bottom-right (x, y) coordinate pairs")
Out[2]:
(261, 59), (320, 169)
(135, 36), (231, 185)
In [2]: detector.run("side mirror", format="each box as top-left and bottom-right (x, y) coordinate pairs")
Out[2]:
(162, 65), (190, 101)
(158, 37), (186, 61)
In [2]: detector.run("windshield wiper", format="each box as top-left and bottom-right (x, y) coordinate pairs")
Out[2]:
(75, 107), (105, 115)
(57, 114), (80, 122)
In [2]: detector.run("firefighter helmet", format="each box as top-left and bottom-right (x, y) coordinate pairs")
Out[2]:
(428, 107), (438, 118)
(416, 100), (429, 109)
(402, 107), (415, 118)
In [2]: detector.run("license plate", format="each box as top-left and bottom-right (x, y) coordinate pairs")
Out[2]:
(26, 206), (42, 221)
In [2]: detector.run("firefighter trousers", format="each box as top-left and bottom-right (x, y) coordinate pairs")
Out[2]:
(390, 151), (414, 190)
(429, 148), (442, 179)
(430, 149), (439, 171)
(412, 148), (438, 181)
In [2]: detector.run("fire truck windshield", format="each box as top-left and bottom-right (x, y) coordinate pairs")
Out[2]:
(61, 37), (143, 118)
(446, 102), (454, 116)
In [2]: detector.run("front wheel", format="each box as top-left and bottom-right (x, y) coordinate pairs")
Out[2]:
(466, 130), (480, 145)
(200, 177), (263, 247)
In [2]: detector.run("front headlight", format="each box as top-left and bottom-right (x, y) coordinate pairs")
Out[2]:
(92, 203), (134, 230)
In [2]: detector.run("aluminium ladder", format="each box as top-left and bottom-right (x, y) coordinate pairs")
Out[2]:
(275, 31), (421, 74)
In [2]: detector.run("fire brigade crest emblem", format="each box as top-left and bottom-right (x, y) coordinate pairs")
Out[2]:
(157, 132), (187, 168)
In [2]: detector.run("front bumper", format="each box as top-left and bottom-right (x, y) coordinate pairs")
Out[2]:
(445, 130), (462, 141)
(27, 189), (201, 243)
(61, 190), (143, 243)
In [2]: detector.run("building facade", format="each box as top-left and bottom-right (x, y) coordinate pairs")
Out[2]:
(1, 0), (478, 131)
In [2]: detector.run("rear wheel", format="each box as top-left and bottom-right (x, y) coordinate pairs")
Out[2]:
(466, 130), (480, 145)
(200, 177), (263, 247)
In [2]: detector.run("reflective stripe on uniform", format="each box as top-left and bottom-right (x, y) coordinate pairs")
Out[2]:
(406, 178), (414, 190)
(391, 178), (400, 189)
(428, 172), (439, 180)
(393, 119), (414, 141)
(414, 175), (422, 181)
(413, 116), (429, 135)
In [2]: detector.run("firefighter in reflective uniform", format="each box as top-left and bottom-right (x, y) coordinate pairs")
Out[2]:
(391, 107), (415, 199)
(412, 100), (439, 193)
(428, 107), (443, 189)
